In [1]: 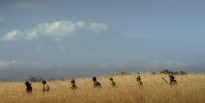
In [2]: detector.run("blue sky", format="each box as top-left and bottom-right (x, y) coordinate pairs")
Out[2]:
(0, 0), (205, 81)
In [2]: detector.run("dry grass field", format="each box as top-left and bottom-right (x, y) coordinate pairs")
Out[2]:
(0, 74), (205, 103)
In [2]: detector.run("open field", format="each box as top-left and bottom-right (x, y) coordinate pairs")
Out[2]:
(0, 74), (205, 103)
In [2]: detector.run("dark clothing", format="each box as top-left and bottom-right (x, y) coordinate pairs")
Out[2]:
(110, 81), (116, 87)
(70, 79), (77, 89)
(93, 81), (101, 88)
(169, 75), (177, 85)
(136, 76), (143, 86)
(26, 86), (32, 92)
(136, 76), (141, 81)
(71, 84), (77, 89)
(92, 77), (101, 88)
(25, 82), (32, 93)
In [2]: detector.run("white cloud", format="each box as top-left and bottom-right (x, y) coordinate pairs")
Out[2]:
(0, 60), (19, 70)
(0, 60), (51, 70)
(76, 21), (87, 28)
(0, 20), (110, 42)
(35, 45), (67, 51)
(86, 23), (109, 34)
(148, 60), (192, 70)
(1, 30), (21, 41)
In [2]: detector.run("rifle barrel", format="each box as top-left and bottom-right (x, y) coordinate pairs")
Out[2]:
(162, 77), (168, 84)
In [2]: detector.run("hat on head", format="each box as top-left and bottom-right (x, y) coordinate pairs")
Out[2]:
(42, 80), (46, 84)
(92, 77), (97, 81)
(25, 81), (31, 85)
(109, 78), (113, 81)
(70, 79), (75, 83)
(136, 76), (141, 81)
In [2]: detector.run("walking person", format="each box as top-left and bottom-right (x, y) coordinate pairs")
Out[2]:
(25, 81), (32, 93)
(109, 78), (116, 87)
(169, 74), (177, 85)
(92, 77), (101, 88)
(162, 73), (177, 85)
(42, 80), (50, 91)
(136, 76), (143, 86)
(70, 79), (77, 89)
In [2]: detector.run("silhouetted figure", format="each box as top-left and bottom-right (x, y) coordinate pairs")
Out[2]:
(92, 77), (101, 88)
(25, 81), (32, 93)
(136, 76), (143, 86)
(42, 80), (49, 91)
(169, 74), (177, 85)
(70, 79), (77, 89)
(109, 78), (116, 87)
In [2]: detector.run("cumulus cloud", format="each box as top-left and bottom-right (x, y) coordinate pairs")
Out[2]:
(0, 60), (51, 70)
(148, 60), (193, 70)
(0, 20), (110, 42)
(86, 23), (109, 33)
(0, 60), (19, 70)
(35, 45), (68, 51)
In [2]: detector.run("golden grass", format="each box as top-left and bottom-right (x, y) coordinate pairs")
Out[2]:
(0, 74), (205, 103)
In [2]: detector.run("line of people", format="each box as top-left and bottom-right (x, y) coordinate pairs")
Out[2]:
(25, 80), (50, 93)
(25, 74), (177, 93)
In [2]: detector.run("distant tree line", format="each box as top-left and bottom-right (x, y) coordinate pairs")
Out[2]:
(158, 69), (187, 75)
(120, 70), (187, 75)
(26, 76), (56, 82)
(26, 70), (187, 82)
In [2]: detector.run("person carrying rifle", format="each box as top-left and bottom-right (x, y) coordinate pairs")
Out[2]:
(25, 81), (32, 93)
(136, 76), (143, 86)
(70, 79), (77, 89)
(42, 80), (50, 91)
(162, 74), (177, 85)
(109, 78), (116, 87)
